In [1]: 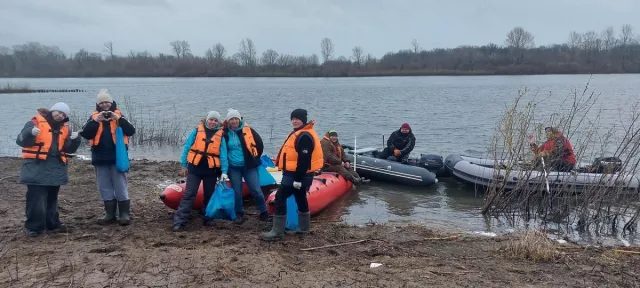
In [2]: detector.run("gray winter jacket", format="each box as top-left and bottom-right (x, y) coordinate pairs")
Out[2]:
(16, 110), (82, 186)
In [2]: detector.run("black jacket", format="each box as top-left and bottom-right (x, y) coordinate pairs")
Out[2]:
(387, 129), (416, 156)
(79, 101), (136, 166)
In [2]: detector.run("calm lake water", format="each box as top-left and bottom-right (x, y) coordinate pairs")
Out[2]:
(2, 75), (639, 245)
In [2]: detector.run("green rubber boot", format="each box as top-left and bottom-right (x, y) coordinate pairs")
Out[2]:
(117, 200), (131, 226)
(260, 215), (286, 241)
(97, 200), (118, 225)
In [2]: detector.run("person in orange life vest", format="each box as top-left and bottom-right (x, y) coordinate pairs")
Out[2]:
(375, 123), (416, 163)
(79, 89), (136, 226)
(172, 111), (228, 232)
(262, 108), (324, 241)
(527, 126), (577, 172)
(219, 108), (271, 225)
(16, 102), (82, 237)
(320, 130), (368, 185)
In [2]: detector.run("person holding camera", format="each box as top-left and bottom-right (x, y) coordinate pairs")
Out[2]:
(80, 89), (136, 226)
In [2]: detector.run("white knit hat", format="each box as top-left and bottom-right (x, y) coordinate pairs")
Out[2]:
(49, 102), (70, 116)
(226, 108), (241, 121)
(96, 88), (113, 104)
(206, 111), (221, 121)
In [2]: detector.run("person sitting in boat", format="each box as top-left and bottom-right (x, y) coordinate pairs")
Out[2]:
(528, 126), (576, 172)
(320, 130), (368, 185)
(376, 123), (416, 163)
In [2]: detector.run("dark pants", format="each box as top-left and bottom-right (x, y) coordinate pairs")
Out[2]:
(274, 185), (310, 216)
(173, 172), (219, 226)
(376, 147), (409, 163)
(228, 166), (267, 214)
(25, 185), (62, 233)
(537, 158), (575, 172)
(324, 164), (360, 183)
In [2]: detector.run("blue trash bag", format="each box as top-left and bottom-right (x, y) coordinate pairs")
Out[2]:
(285, 195), (299, 230)
(257, 154), (277, 186)
(115, 126), (130, 173)
(205, 182), (237, 220)
(260, 155), (275, 168)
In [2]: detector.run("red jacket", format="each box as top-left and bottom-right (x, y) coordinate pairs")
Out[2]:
(534, 133), (576, 165)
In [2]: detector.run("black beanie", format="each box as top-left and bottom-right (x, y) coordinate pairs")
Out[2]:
(290, 108), (308, 123)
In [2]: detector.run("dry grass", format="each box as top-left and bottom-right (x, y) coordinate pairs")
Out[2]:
(0, 82), (31, 94)
(481, 77), (640, 235)
(504, 229), (559, 262)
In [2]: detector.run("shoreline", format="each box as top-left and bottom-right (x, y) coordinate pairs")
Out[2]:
(1, 71), (639, 79)
(1, 157), (639, 286)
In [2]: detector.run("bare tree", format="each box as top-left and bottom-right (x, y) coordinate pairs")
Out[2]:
(205, 48), (215, 62)
(320, 38), (334, 63)
(236, 38), (257, 67)
(411, 39), (421, 53)
(352, 46), (364, 66)
(170, 41), (182, 59)
(261, 49), (279, 66)
(213, 43), (226, 60)
(601, 26), (617, 50)
(0, 45), (10, 55)
(505, 27), (535, 49)
(103, 41), (115, 61)
(620, 24), (634, 46)
(179, 41), (191, 58)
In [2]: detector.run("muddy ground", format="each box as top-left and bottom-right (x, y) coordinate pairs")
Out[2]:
(0, 157), (639, 287)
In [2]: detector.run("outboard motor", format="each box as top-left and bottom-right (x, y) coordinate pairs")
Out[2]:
(418, 154), (447, 176)
(589, 156), (623, 174)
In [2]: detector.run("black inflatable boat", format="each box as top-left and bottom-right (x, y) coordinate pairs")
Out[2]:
(342, 146), (442, 187)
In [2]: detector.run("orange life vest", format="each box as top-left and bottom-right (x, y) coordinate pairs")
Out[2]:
(21, 113), (69, 163)
(322, 136), (342, 161)
(240, 123), (259, 158)
(89, 110), (129, 146)
(187, 123), (224, 168)
(276, 121), (324, 173)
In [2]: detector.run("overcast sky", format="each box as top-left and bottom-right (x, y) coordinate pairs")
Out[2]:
(1, 0), (639, 58)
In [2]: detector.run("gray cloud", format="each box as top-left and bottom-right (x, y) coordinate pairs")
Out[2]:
(0, 0), (638, 58)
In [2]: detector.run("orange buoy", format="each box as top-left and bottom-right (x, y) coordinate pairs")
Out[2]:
(160, 180), (251, 210)
(265, 172), (353, 216)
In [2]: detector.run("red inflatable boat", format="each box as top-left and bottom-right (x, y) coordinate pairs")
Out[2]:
(160, 181), (251, 210)
(266, 173), (353, 216)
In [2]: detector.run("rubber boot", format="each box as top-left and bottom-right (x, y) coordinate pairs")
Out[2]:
(286, 211), (311, 235)
(117, 200), (131, 226)
(260, 215), (286, 241)
(98, 200), (118, 225)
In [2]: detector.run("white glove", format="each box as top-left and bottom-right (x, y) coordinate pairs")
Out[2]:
(31, 127), (40, 136)
(70, 132), (79, 139)
(221, 173), (229, 181)
(293, 181), (302, 189)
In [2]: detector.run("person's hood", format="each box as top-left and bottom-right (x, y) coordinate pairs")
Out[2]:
(323, 131), (341, 145)
(35, 108), (68, 128)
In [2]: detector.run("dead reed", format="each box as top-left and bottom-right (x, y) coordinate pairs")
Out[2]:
(481, 76), (640, 235)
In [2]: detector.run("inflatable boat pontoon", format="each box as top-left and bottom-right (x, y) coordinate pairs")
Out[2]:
(343, 147), (440, 187)
(444, 154), (640, 194)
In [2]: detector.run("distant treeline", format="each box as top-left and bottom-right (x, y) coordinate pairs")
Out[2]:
(1, 25), (640, 78)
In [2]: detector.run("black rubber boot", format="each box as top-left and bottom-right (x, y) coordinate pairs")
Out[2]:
(260, 215), (286, 241)
(117, 200), (131, 226)
(98, 200), (118, 225)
